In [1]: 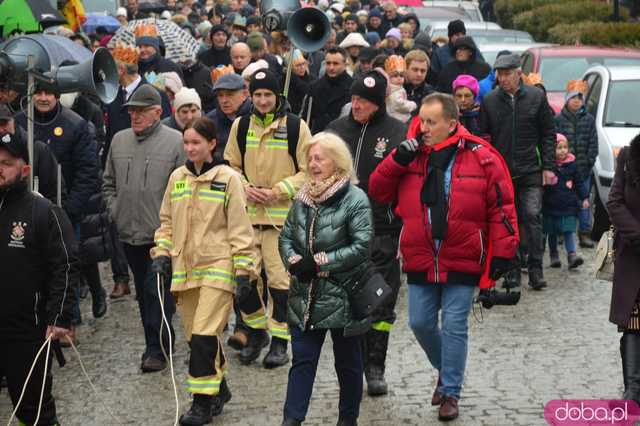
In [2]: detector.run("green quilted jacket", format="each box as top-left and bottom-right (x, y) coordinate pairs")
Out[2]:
(279, 180), (373, 334)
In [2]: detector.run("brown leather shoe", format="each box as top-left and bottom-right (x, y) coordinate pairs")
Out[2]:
(438, 396), (459, 421)
(110, 282), (131, 299)
(431, 378), (443, 406)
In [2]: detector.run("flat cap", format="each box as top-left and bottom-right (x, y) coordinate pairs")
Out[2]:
(213, 73), (245, 91)
(0, 104), (13, 120)
(122, 84), (161, 108)
(493, 53), (521, 70)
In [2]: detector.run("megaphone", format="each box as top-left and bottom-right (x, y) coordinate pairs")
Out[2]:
(54, 49), (118, 104)
(260, 0), (330, 52)
(0, 35), (118, 104)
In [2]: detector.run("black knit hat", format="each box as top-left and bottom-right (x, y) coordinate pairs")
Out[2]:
(249, 69), (281, 95)
(350, 70), (387, 108)
(447, 19), (466, 38)
(210, 24), (228, 38)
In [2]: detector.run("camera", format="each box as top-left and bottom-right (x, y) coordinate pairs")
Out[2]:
(475, 287), (520, 309)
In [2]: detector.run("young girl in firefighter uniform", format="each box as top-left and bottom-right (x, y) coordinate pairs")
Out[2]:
(151, 117), (265, 425)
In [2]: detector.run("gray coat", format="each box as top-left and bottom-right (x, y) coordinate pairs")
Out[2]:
(103, 122), (185, 246)
(608, 146), (640, 326)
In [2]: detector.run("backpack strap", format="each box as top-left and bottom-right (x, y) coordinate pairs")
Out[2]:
(286, 113), (301, 173)
(236, 114), (252, 177)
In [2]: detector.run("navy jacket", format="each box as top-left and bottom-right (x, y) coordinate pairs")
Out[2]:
(543, 159), (589, 217)
(15, 104), (98, 223)
(206, 97), (252, 156)
(554, 106), (598, 179)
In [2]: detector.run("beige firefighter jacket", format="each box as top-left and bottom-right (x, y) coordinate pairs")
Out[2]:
(151, 163), (257, 294)
(223, 113), (311, 227)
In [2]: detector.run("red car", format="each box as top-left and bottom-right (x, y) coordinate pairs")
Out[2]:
(520, 46), (640, 113)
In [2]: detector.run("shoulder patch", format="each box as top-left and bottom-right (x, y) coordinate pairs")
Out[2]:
(211, 181), (227, 192)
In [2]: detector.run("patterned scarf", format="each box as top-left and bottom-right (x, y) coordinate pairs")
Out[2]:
(297, 173), (349, 206)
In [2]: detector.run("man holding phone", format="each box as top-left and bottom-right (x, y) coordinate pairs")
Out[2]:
(368, 93), (519, 421)
(326, 70), (406, 397)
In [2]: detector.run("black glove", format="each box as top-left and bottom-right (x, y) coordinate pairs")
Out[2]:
(151, 256), (172, 283)
(393, 138), (420, 166)
(488, 256), (514, 280)
(289, 256), (318, 282)
(631, 239), (640, 257)
(477, 289), (494, 309)
(235, 275), (254, 304)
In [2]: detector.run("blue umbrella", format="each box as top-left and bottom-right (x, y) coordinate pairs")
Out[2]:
(82, 13), (121, 35)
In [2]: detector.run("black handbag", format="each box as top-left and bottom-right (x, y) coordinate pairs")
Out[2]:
(349, 267), (393, 320)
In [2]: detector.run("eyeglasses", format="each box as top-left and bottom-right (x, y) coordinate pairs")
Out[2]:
(128, 106), (157, 115)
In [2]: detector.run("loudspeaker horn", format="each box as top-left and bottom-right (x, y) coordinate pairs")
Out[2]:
(52, 48), (118, 104)
(287, 7), (331, 52)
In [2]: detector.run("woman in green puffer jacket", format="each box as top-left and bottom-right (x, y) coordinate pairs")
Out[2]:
(279, 132), (373, 426)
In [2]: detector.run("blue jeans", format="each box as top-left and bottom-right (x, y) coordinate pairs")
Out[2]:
(408, 283), (475, 400)
(578, 175), (592, 232)
(548, 232), (577, 255)
(283, 327), (363, 422)
(122, 243), (175, 360)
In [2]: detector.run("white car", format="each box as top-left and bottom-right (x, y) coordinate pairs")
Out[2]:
(581, 65), (640, 238)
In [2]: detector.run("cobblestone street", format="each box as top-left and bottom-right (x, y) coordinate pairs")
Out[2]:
(1, 249), (622, 425)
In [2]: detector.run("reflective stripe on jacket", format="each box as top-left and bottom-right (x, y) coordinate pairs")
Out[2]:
(223, 113), (312, 226)
(151, 164), (257, 293)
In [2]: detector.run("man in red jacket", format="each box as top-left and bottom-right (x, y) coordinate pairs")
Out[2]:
(369, 93), (519, 421)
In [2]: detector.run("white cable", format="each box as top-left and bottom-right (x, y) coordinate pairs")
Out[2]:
(157, 273), (179, 426)
(33, 336), (51, 426)
(6, 337), (51, 426)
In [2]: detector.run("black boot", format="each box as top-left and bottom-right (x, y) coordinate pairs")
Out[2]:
(336, 418), (358, 426)
(528, 269), (547, 290)
(239, 329), (269, 365)
(622, 333), (640, 403)
(281, 418), (302, 426)
(364, 329), (390, 396)
(579, 231), (595, 248)
(179, 394), (213, 425)
(211, 378), (232, 416)
(567, 252), (584, 269)
(91, 286), (108, 318)
(263, 336), (289, 368)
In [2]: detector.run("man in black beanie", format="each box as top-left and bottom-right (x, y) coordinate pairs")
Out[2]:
(198, 24), (231, 68)
(135, 25), (184, 81)
(429, 19), (485, 85)
(224, 69), (312, 369)
(326, 70), (406, 397)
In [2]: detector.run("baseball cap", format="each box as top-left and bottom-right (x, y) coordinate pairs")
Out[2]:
(122, 84), (161, 108)
(0, 131), (29, 164)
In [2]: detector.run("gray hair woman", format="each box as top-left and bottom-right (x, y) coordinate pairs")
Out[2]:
(279, 132), (373, 426)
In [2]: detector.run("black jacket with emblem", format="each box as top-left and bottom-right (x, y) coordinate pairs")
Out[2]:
(0, 181), (78, 341)
(326, 106), (406, 235)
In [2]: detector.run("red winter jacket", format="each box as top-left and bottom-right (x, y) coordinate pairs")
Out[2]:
(369, 125), (519, 288)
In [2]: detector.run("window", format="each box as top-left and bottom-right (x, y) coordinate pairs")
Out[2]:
(604, 80), (640, 127)
(538, 56), (640, 92)
(521, 53), (533, 74)
(585, 75), (602, 116)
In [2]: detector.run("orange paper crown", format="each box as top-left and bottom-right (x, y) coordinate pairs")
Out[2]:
(111, 42), (140, 65)
(384, 55), (406, 75)
(211, 65), (234, 82)
(566, 79), (588, 95)
(522, 73), (544, 87)
(134, 23), (159, 39)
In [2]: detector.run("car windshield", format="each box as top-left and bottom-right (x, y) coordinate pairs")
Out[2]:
(431, 29), (533, 44)
(604, 80), (640, 127)
(539, 56), (640, 91)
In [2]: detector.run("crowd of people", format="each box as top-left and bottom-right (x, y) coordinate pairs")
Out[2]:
(4, 0), (636, 425)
